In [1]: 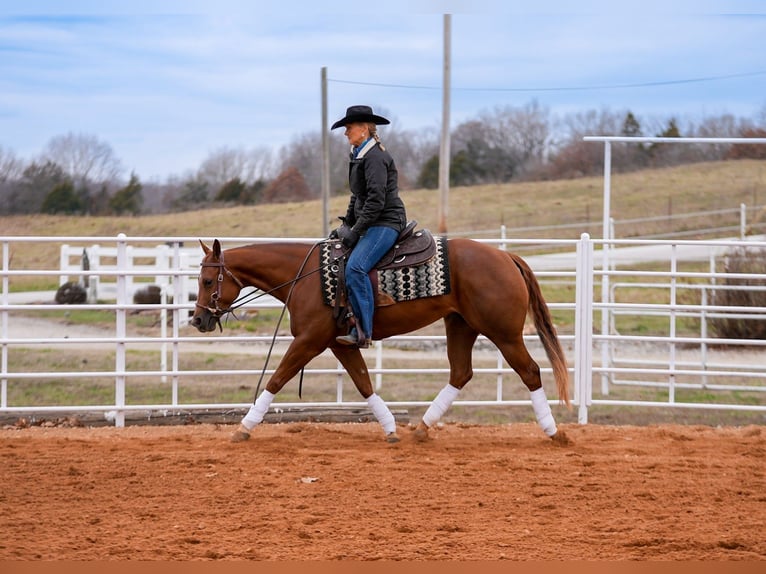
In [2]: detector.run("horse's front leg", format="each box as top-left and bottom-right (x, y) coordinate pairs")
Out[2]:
(231, 337), (326, 443)
(331, 345), (400, 443)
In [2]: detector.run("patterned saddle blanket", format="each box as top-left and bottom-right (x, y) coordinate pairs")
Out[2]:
(320, 234), (451, 309)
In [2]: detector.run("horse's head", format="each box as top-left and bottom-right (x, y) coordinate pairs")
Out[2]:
(191, 239), (244, 333)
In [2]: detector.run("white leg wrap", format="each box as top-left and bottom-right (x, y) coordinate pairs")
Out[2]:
(241, 390), (275, 430)
(422, 384), (461, 428)
(366, 393), (396, 434)
(530, 387), (557, 437)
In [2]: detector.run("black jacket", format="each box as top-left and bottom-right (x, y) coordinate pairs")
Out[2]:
(343, 143), (407, 235)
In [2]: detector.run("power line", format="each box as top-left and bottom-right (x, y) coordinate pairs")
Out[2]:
(328, 69), (766, 93)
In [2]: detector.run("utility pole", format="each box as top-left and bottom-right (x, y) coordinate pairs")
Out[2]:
(320, 66), (330, 237)
(437, 14), (452, 234)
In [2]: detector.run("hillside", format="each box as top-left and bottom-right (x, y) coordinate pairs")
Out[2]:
(1, 160), (764, 272)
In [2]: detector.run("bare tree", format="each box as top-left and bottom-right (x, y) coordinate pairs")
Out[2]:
(547, 108), (625, 178)
(244, 146), (277, 183)
(384, 126), (439, 189)
(280, 131), (348, 197)
(686, 113), (753, 161)
(479, 101), (552, 177)
(42, 132), (123, 188)
(0, 145), (23, 183)
(757, 103), (766, 129)
(198, 145), (275, 193)
(199, 146), (248, 191)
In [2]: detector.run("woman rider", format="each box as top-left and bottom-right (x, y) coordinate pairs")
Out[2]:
(330, 105), (407, 348)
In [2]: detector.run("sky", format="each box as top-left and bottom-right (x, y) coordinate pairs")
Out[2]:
(1, 0), (765, 181)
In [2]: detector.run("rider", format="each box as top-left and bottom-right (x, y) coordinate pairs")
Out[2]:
(329, 105), (407, 348)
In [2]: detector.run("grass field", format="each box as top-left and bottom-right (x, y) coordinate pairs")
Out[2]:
(1, 159), (765, 278)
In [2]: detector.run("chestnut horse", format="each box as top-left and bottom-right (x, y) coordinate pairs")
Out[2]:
(191, 238), (571, 444)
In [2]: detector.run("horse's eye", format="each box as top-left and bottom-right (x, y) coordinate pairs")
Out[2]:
(202, 278), (213, 288)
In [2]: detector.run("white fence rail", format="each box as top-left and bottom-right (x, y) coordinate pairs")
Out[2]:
(1, 233), (764, 427)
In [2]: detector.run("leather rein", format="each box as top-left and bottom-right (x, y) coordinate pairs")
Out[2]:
(196, 242), (325, 401)
(197, 244), (331, 322)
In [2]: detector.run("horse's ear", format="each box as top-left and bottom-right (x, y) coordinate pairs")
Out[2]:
(213, 239), (222, 258)
(199, 239), (211, 255)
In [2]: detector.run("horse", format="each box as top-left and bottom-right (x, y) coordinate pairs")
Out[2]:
(191, 237), (572, 445)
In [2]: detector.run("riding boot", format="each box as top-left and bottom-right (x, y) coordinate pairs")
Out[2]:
(336, 327), (370, 349)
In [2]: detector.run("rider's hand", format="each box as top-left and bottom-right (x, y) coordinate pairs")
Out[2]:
(337, 226), (359, 248)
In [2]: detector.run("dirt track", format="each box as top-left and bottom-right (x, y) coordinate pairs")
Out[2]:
(1, 421), (764, 561)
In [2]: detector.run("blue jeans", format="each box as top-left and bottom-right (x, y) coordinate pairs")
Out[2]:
(345, 226), (399, 339)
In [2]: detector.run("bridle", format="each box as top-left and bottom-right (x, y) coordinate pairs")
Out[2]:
(196, 249), (245, 330)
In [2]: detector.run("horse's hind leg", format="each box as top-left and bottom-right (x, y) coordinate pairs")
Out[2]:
(494, 336), (561, 439)
(414, 313), (478, 441)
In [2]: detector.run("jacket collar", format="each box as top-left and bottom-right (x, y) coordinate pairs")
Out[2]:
(351, 138), (377, 159)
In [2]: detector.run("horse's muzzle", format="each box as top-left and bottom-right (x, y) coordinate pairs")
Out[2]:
(191, 311), (220, 333)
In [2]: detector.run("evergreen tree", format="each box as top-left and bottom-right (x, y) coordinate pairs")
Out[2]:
(91, 184), (111, 215)
(618, 111), (649, 170)
(658, 118), (681, 138)
(214, 177), (247, 203)
(41, 179), (83, 214)
(621, 112), (642, 137)
(14, 160), (66, 214)
(416, 155), (439, 189)
(109, 172), (143, 215)
(648, 118), (683, 166)
(171, 177), (209, 211)
(241, 179), (267, 205)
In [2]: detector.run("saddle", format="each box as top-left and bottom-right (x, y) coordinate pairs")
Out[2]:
(327, 221), (438, 326)
(327, 220), (437, 272)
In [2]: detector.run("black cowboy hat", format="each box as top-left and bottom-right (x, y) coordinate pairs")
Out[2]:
(331, 105), (390, 130)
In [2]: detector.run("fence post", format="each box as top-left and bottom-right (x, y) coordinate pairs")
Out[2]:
(669, 245), (678, 403)
(114, 234), (128, 427)
(574, 233), (594, 424)
(600, 142), (612, 396)
(59, 244), (69, 285)
(171, 242), (183, 404)
(1, 241), (8, 410)
(741, 203), (746, 239)
(89, 245), (101, 301)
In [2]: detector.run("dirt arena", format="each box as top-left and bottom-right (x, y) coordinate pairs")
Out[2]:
(0, 421), (764, 561)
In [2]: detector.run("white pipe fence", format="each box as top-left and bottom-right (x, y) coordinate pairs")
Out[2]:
(1, 233), (764, 426)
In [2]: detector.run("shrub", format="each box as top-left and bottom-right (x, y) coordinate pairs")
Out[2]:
(55, 281), (87, 304)
(709, 247), (766, 339)
(133, 285), (162, 304)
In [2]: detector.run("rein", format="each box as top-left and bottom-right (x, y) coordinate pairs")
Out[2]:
(199, 242), (331, 401)
(197, 243), (335, 327)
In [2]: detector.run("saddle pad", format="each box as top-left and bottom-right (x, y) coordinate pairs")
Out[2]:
(320, 236), (451, 307)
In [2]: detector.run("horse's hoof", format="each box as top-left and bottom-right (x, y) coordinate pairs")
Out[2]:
(550, 430), (573, 446)
(385, 432), (400, 444)
(412, 425), (429, 442)
(230, 426), (251, 443)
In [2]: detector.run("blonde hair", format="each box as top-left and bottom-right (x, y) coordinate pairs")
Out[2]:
(366, 122), (386, 151)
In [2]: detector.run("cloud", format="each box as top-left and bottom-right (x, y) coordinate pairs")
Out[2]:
(1, 3), (765, 179)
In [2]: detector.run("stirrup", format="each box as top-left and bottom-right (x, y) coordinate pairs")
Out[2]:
(336, 333), (359, 346)
(336, 327), (370, 348)
(335, 333), (370, 349)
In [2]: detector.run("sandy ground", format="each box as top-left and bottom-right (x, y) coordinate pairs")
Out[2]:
(0, 421), (764, 561)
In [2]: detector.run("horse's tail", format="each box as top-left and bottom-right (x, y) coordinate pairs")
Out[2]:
(508, 253), (571, 408)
